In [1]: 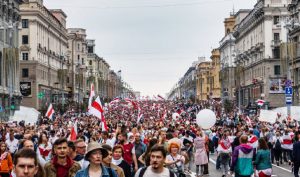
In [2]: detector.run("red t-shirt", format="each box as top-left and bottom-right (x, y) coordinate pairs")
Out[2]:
(123, 143), (134, 165)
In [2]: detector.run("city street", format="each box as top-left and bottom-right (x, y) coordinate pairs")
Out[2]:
(187, 154), (295, 177)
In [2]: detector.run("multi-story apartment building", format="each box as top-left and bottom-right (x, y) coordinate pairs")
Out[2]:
(288, 0), (300, 105)
(219, 14), (237, 101)
(108, 70), (121, 100)
(67, 28), (88, 105)
(210, 49), (221, 99)
(98, 57), (110, 99)
(234, 0), (291, 108)
(196, 59), (211, 101)
(196, 49), (221, 101)
(0, 0), (22, 120)
(19, 0), (69, 111)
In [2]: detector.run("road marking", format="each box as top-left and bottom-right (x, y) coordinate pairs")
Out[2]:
(271, 163), (292, 173)
(209, 158), (291, 176)
(209, 158), (216, 164)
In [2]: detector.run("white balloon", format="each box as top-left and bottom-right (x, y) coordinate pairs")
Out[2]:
(172, 113), (180, 120)
(196, 109), (216, 129)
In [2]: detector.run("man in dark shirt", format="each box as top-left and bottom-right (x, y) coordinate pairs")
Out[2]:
(292, 132), (300, 177)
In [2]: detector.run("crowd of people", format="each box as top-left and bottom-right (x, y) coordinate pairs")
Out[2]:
(0, 99), (300, 177)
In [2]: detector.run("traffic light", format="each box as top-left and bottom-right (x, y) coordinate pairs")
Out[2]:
(10, 98), (15, 110)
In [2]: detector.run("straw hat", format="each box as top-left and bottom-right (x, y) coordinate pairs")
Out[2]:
(84, 142), (108, 161)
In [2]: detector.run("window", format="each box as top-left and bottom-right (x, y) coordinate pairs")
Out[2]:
(22, 19), (29, 28)
(22, 35), (28, 44)
(88, 46), (93, 53)
(274, 65), (281, 75)
(273, 47), (280, 59)
(89, 60), (92, 65)
(22, 53), (28, 60)
(273, 16), (280, 25)
(274, 33), (280, 41)
(22, 68), (29, 78)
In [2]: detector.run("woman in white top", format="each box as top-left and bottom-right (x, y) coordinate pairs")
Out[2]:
(165, 142), (185, 177)
(37, 131), (52, 163)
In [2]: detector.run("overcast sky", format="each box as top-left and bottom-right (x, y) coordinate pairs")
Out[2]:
(44, 0), (257, 97)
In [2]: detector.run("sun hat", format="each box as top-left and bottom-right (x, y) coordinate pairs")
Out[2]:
(84, 142), (108, 161)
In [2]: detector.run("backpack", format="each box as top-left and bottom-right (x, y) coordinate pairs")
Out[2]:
(138, 166), (175, 177)
(274, 139), (281, 150)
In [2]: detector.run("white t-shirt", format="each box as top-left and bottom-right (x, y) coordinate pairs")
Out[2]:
(135, 167), (176, 177)
(5, 138), (18, 154)
(166, 154), (185, 171)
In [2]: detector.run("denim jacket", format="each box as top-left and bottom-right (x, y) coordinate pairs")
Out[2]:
(74, 164), (117, 177)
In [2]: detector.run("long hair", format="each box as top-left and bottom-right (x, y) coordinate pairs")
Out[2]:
(258, 138), (269, 150)
(144, 138), (158, 159)
(0, 141), (7, 154)
(38, 131), (48, 147)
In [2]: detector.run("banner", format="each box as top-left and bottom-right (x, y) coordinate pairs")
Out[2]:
(269, 79), (285, 94)
(259, 110), (277, 123)
(20, 82), (32, 97)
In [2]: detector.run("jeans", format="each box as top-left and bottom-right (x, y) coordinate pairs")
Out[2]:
(294, 163), (300, 177)
(283, 149), (292, 162)
(219, 154), (230, 175)
(196, 165), (205, 176)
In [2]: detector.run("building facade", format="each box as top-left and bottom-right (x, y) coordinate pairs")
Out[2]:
(219, 15), (237, 101)
(19, 0), (69, 112)
(0, 0), (22, 120)
(196, 60), (211, 101)
(67, 28), (88, 106)
(234, 0), (291, 108)
(288, 0), (300, 105)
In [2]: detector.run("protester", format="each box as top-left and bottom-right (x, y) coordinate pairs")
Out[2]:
(217, 129), (232, 177)
(254, 138), (272, 177)
(5, 129), (18, 157)
(230, 135), (256, 177)
(102, 144), (125, 177)
(138, 138), (158, 166)
(133, 133), (147, 169)
(37, 131), (52, 163)
(165, 141), (185, 177)
(13, 149), (39, 177)
(112, 145), (132, 177)
(117, 132), (138, 173)
(194, 129), (208, 177)
(44, 138), (81, 177)
(135, 145), (175, 177)
(0, 142), (13, 177)
(292, 132), (300, 177)
(74, 142), (117, 177)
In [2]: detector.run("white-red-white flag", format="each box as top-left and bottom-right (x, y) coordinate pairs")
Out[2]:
(89, 96), (108, 131)
(89, 96), (104, 118)
(109, 97), (120, 106)
(256, 99), (265, 106)
(45, 103), (54, 119)
(88, 84), (95, 110)
(70, 120), (78, 141)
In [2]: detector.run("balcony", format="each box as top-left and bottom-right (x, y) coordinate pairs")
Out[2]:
(271, 40), (281, 48)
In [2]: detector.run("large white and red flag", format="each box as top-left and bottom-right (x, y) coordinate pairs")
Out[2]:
(89, 96), (108, 131)
(45, 103), (54, 119)
(88, 84), (95, 110)
(70, 120), (78, 141)
(109, 97), (120, 106)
